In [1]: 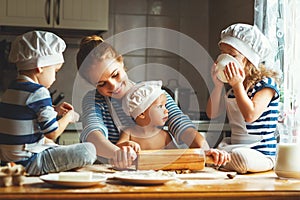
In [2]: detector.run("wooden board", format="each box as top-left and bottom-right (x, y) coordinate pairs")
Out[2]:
(136, 148), (211, 171)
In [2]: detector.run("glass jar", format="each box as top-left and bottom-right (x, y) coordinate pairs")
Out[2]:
(274, 126), (300, 179)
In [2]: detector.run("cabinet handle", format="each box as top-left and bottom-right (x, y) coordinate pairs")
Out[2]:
(55, 0), (60, 25)
(45, 0), (51, 24)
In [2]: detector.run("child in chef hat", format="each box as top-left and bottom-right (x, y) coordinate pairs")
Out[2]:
(0, 30), (96, 175)
(117, 80), (179, 151)
(206, 23), (281, 174)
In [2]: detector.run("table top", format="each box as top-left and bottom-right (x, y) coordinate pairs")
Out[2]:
(1, 167), (300, 200)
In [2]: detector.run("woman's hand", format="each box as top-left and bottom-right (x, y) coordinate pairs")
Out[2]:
(116, 141), (141, 153)
(205, 149), (230, 167)
(110, 146), (137, 169)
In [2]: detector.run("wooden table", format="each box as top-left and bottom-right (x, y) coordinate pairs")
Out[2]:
(1, 168), (300, 200)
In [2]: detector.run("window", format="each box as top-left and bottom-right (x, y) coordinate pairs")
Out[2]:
(254, 0), (300, 130)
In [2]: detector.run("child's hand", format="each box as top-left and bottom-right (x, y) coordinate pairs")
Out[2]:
(224, 62), (245, 87)
(211, 63), (224, 87)
(127, 141), (141, 152)
(54, 102), (74, 116)
(205, 149), (230, 167)
(117, 141), (141, 153)
(66, 110), (80, 123)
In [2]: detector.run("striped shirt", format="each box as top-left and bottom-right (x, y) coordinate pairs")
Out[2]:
(80, 88), (196, 145)
(0, 81), (58, 162)
(227, 77), (280, 156)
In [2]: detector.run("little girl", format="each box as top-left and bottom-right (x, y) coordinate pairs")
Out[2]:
(206, 23), (281, 174)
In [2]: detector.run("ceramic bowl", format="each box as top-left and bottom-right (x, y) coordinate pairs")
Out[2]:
(215, 54), (242, 83)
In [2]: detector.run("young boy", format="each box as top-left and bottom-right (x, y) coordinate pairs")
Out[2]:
(0, 31), (96, 175)
(117, 81), (178, 151)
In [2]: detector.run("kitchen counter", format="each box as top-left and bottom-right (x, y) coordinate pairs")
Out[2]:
(192, 120), (230, 132)
(1, 167), (300, 200)
(65, 122), (83, 131)
(65, 121), (230, 132)
(61, 121), (230, 147)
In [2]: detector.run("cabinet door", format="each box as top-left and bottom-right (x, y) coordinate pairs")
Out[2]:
(0, 0), (108, 30)
(0, 0), (54, 27)
(55, 0), (108, 30)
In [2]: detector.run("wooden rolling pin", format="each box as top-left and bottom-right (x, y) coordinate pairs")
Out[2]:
(136, 148), (214, 171)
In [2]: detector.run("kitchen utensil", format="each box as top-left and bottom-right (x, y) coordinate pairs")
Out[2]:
(136, 148), (214, 171)
(40, 173), (106, 188)
(215, 54), (242, 83)
(112, 170), (175, 185)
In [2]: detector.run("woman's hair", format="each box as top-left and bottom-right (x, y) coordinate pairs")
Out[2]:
(76, 35), (122, 82)
(243, 60), (281, 90)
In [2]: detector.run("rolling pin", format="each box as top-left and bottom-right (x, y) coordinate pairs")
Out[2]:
(136, 148), (214, 171)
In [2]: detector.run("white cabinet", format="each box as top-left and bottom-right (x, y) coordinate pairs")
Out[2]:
(0, 0), (108, 30)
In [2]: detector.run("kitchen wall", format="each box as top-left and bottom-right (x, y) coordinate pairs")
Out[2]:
(0, 0), (254, 120)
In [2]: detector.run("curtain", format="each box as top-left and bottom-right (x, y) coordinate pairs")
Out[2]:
(254, 0), (300, 133)
(254, 0), (283, 79)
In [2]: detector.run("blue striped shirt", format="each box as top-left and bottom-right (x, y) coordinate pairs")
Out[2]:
(228, 77), (280, 156)
(0, 81), (58, 162)
(80, 88), (196, 145)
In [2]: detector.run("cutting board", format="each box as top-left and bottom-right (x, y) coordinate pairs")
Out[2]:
(136, 148), (214, 171)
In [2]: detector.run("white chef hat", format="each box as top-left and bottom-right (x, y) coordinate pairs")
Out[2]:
(122, 80), (165, 119)
(218, 23), (271, 68)
(9, 30), (66, 71)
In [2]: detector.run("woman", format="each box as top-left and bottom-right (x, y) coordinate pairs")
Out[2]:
(76, 35), (230, 169)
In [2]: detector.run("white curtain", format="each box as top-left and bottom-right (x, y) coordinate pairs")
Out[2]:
(254, 0), (300, 131)
(254, 0), (283, 75)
